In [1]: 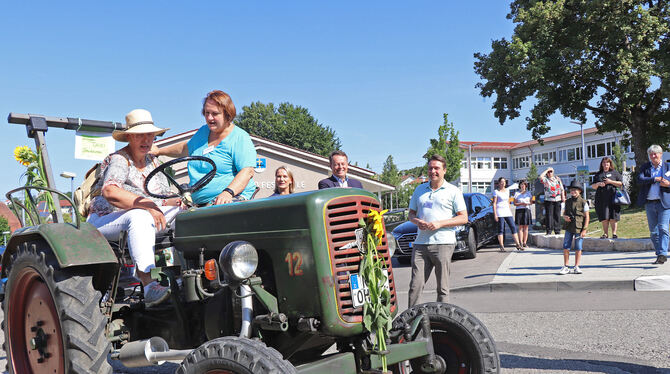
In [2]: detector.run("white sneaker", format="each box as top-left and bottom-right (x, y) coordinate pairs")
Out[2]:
(572, 266), (583, 274)
(558, 266), (570, 275)
(144, 281), (171, 305)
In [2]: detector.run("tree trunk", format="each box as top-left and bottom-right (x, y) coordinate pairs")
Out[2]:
(629, 111), (651, 170)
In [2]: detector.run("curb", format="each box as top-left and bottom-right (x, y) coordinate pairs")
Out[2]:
(528, 232), (654, 252)
(451, 280), (634, 293)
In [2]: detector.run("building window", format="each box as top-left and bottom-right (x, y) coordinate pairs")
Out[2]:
(533, 151), (556, 166)
(512, 156), (530, 169)
(471, 157), (492, 169)
(462, 181), (492, 194)
(461, 158), (467, 169)
(587, 141), (616, 159)
(493, 157), (508, 169)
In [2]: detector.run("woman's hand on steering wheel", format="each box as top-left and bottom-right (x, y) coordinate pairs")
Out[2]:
(144, 156), (217, 200)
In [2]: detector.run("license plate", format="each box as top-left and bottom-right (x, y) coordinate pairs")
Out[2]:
(349, 270), (390, 308)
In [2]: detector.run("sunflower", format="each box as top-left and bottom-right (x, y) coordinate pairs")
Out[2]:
(366, 209), (388, 244)
(13, 146), (35, 167)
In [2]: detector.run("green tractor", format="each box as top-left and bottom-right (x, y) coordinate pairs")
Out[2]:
(2, 113), (500, 373)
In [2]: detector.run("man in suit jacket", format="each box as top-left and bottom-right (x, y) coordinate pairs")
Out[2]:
(637, 144), (670, 264)
(318, 150), (364, 189)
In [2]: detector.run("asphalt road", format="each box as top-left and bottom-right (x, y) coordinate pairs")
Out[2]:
(1, 244), (669, 373)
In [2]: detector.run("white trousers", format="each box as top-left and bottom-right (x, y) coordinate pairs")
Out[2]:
(88, 206), (179, 273)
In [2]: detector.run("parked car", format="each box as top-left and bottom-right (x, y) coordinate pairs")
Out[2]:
(388, 192), (498, 262)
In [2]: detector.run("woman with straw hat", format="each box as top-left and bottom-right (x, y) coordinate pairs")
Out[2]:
(88, 109), (179, 306)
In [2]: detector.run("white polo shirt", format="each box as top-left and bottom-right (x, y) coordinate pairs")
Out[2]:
(409, 180), (467, 245)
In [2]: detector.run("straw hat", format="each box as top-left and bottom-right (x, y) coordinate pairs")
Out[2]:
(112, 109), (169, 142)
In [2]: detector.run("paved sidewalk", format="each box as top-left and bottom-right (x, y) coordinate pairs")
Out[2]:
(453, 246), (670, 292)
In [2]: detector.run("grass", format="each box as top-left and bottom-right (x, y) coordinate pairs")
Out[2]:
(584, 206), (649, 239)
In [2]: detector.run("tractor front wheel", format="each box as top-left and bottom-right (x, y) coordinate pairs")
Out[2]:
(177, 337), (296, 374)
(391, 302), (500, 374)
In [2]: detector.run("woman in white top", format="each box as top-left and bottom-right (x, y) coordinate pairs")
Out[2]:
(513, 180), (533, 248)
(493, 177), (523, 251)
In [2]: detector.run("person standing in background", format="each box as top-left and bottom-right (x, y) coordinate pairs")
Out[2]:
(407, 155), (468, 307)
(318, 150), (363, 189)
(637, 145), (670, 265)
(539, 167), (565, 235)
(513, 180), (533, 248)
(591, 157), (624, 238)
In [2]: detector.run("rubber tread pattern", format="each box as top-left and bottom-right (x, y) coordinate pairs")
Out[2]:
(2, 242), (112, 374)
(392, 302), (500, 374)
(177, 336), (296, 374)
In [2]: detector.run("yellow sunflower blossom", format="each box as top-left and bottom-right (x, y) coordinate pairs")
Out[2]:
(13, 146), (35, 167)
(366, 209), (388, 243)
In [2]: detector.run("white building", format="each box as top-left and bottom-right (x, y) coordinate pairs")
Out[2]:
(458, 127), (666, 195)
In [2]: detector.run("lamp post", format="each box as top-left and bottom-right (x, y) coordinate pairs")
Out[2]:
(60, 171), (76, 197)
(467, 142), (482, 193)
(570, 121), (587, 192)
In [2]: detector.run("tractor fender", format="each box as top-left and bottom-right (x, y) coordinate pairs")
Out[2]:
(2, 221), (118, 278)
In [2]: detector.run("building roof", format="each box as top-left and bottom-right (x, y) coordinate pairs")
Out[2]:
(459, 141), (519, 150)
(0, 202), (22, 232)
(459, 127), (599, 150)
(511, 127), (599, 149)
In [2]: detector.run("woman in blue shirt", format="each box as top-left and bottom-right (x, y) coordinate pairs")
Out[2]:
(154, 90), (256, 205)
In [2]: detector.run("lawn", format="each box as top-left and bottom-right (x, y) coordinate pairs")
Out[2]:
(584, 206), (650, 239)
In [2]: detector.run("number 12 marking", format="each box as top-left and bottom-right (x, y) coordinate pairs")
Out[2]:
(284, 252), (304, 276)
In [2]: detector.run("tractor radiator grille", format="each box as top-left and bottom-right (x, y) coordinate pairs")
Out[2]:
(325, 196), (397, 323)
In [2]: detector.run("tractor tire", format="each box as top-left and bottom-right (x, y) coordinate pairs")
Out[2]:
(177, 336), (296, 374)
(464, 227), (478, 259)
(391, 302), (500, 374)
(2, 241), (112, 374)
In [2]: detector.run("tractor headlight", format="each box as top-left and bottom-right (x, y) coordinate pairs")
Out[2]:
(219, 241), (259, 281)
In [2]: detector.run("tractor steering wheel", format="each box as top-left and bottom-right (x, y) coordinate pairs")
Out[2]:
(144, 156), (217, 199)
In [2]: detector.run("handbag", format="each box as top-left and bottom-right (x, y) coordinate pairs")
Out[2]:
(613, 188), (631, 205)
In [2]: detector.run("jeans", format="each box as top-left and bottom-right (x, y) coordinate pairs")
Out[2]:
(545, 201), (562, 234)
(408, 244), (454, 307)
(645, 201), (670, 256)
(88, 206), (180, 273)
(497, 216), (517, 235)
(563, 231), (583, 251)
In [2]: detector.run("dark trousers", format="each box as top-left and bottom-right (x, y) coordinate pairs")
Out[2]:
(544, 200), (562, 234)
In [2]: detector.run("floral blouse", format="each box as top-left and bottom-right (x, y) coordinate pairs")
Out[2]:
(89, 148), (172, 216)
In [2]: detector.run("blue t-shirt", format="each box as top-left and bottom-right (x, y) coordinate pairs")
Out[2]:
(187, 125), (257, 204)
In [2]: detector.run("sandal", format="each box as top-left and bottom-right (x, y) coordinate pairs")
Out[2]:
(515, 244), (524, 251)
(600, 234), (608, 239)
(612, 234), (618, 239)
(499, 245), (506, 252)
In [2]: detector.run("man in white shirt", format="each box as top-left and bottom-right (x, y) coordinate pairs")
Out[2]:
(407, 155), (468, 307)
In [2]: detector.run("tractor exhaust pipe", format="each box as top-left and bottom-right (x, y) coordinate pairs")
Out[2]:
(111, 337), (193, 367)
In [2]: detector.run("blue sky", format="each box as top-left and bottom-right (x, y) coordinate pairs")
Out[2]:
(1, 1), (582, 197)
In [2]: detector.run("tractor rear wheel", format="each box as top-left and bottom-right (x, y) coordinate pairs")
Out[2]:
(2, 241), (112, 374)
(391, 302), (500, 374)
(176, 336), (296, 374)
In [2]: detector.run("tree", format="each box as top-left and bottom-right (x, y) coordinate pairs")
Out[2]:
(526, 162), (538, 193)
(424, 114), (464, 182)
(612, 142), (627, 173)
(380, 155), (401, 187)
(0, 216), (10, 245)
(236, 102), (342, 157)
(474, 1), (670, 169)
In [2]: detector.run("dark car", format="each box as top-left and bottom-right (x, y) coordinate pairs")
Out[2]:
(388, 192), (498, 262)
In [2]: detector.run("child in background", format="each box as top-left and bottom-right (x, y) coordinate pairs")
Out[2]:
(559, 180), (590, 275)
